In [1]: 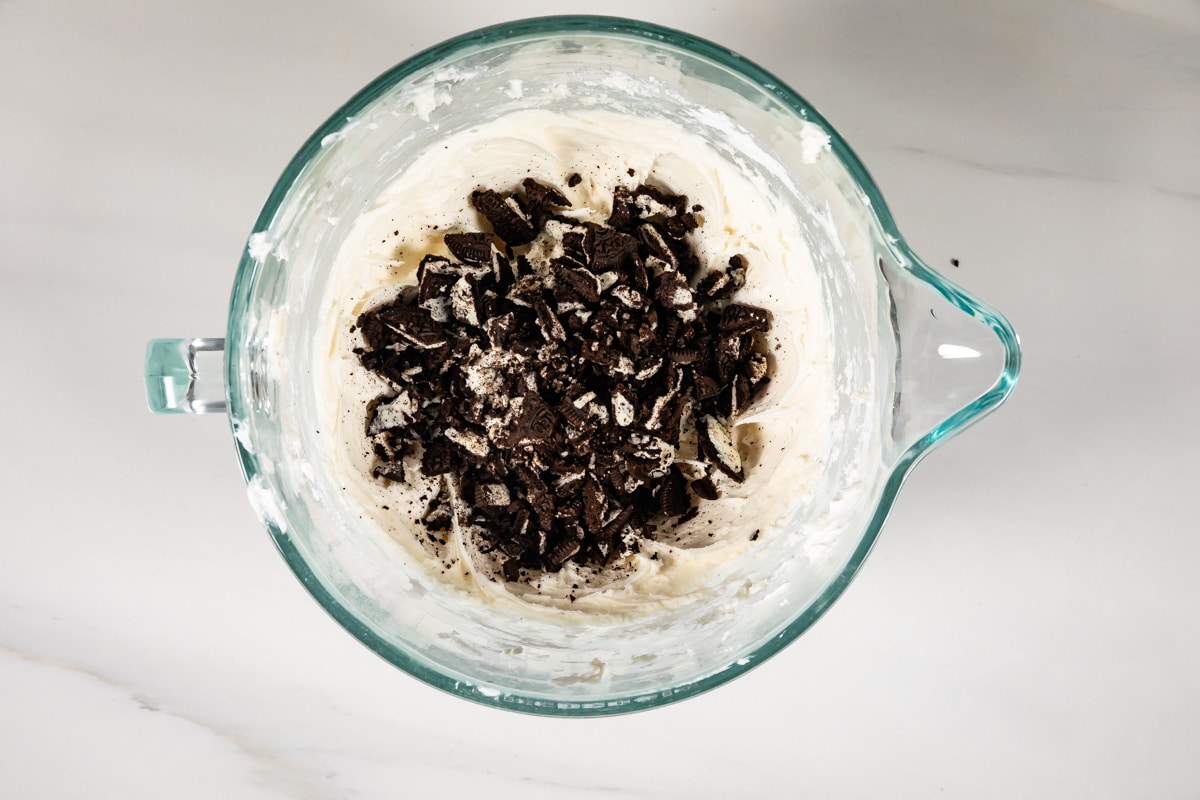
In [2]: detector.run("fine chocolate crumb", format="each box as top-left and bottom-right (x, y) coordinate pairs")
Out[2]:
(951, 258), (960, 267)
(354, 177), (774, 578)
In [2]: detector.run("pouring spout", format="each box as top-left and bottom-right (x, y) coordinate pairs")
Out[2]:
(878, 252), (1021, 463)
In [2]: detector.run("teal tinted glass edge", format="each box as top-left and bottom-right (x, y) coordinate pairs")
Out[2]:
(225, 14), (1022, 717)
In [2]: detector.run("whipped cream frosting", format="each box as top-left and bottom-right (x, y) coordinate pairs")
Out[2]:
(312, 108), (836, 615)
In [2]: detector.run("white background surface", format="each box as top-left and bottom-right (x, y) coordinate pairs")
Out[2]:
(2, 1), (1198, 797)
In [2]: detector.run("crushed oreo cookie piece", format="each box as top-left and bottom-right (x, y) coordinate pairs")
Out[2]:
(377, 305), (447, 349)
(698, 415), (744, 482)
(588, 226), (638, 272)
(443, 232), (495, 266)
(372, 461), (406, 483)
(690, 475), (720, 501)
(553, 262), (601, 304)
(354, 177), (774, 577)
(655, 270), (694, 310)
(658, 466), (690, 517)
(719, 303), (771, 334)
(471, 188), (536, 246)
(521, 177), (569, 229)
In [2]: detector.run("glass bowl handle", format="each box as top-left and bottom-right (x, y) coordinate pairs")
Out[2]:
(144, 338), (227, 414)
(880, 252), (1021, 461)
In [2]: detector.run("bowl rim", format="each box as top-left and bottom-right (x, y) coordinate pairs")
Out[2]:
(226, 14), (1020, 717)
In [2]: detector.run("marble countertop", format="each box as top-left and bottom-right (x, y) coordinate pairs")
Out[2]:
(2, 1), (1197, 797)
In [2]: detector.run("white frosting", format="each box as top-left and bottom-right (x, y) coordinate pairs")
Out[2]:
(312, 108), (836, 616)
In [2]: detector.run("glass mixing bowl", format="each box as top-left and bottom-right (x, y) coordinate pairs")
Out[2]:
(145, 16), (1020, 715)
